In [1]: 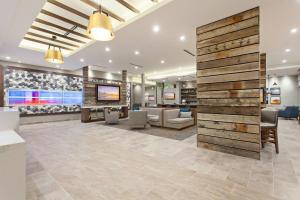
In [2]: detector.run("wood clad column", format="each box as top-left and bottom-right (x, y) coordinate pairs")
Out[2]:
(260, 53), (267, 106)
(196, 7), (261, 159)
(121, 70), (127, 105)
(82, 66), (90, 106)
(0, 65), (4, 107)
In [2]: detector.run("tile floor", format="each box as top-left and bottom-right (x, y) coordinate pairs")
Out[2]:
(20, 119), (300, 200)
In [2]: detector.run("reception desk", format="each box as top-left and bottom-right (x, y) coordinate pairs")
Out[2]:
(0, 130), (26, 200)
(0, 107), (20, 132)
(81, 105), (128, 123)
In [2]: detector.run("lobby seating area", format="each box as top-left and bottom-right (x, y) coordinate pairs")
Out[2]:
(1, 1), (300, 200)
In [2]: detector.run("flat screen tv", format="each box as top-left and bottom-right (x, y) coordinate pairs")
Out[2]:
(97, 85), (120, 101)
(148, 95), (155, 101)
(164, 92), (175, 100)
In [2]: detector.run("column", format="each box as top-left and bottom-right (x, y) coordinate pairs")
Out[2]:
(141, 73), (145, 107)
(121, 70), (127, 105)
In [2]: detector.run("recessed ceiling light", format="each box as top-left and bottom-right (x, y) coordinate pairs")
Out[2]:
(160, 60), (165, 64)
(5, 56), (11, 60)
(153, 25), (160, 33)
(118, 71), (121, 74)
(80, 58), (84, 62)
(134, 51), (140, 55)
(290, 28), (298, 34)
(285, 49), (291, 52)
(134, 66), (139, 69)
(108, 59), (112, 63)
(105, 47), (110, 52)
(163, 80), (166, 82)
(282, 59), (287, 63)
(180, 35), (186, 41)
(178, 77), (181, 80)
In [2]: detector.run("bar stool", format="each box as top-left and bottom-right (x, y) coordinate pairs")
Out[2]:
(260, 109), (279, 153)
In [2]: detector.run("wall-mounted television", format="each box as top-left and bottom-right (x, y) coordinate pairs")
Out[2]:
(164, 92), (175, 100)
(148, 95), (155, 101)
(97, 85), (120, 101)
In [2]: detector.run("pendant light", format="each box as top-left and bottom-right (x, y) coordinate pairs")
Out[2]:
(86, 1), (115, 41)
(44, 36), (64, 64)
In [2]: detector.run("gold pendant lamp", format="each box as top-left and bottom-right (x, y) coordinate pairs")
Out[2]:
(44, 36), (64, 64)
(87, 1), (115, 41)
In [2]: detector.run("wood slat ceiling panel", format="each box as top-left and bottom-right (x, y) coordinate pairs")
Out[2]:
(20, 0), (170, 56)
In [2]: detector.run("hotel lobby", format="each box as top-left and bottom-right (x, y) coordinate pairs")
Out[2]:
(1, 0), (300, 200)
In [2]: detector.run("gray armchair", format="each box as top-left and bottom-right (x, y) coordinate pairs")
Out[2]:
(104, 109), (119, 124)
(128, 110), (148, 129)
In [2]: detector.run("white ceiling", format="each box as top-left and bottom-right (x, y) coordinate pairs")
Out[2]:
(1, 0), (300, 78)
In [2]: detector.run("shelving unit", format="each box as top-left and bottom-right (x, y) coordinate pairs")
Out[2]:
(180, 88), (197, 104)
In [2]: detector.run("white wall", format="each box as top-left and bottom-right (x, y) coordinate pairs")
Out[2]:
(267, 75), (299, 107)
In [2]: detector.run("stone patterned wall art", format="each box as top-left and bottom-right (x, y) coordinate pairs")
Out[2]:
(4, 67), (83, 115)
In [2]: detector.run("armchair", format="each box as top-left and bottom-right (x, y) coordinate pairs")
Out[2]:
(278, 106), (299, 119)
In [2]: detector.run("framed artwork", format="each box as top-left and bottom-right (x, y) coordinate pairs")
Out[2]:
(270, 96), (281, 105)
(270, 87), (280, 95)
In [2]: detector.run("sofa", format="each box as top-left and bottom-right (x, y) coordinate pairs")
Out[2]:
(163, 109), (194, 130)
(278, 106), (299, 119)
(128, 110), (148, 129)
(141, 107), (164, 127)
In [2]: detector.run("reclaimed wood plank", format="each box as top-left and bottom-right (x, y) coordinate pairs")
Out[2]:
(198, 128), (259, 143)
(198, 120), (259, 133)
(197, 89), (260, 99)
(197, 71), (259, 84)
(197, 53), (259, 70)
(198, 35), (259, 56)
(197, 44), (259, 62)
(198, 135), (260, 152)
(198, 80), (260, 92)
(196, 7), (259, 34)
(198, 142), (260, 159)
(197, 62), (258, 77)
(197, 113), (260, 124)
(198, 17), (259, 41)
(197, 106), (260, 116)
(198, 98), (260, 107)
(197, 26), (259, 47)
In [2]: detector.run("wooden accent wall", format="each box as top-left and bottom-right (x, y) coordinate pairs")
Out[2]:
(260, 53), (266, 106)
(121, 70), (127, 105)
(196, 7), (261, 159)
(0, 65), (3, 107)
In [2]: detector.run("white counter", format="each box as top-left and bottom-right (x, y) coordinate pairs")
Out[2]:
(0, 130), (26, 200)
(0, 107), (20, 132)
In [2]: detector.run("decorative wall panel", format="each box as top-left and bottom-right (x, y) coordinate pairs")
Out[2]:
(4, 67), (83, 115)
(196, 7), (261, 159)
(82, 66), (123, 106)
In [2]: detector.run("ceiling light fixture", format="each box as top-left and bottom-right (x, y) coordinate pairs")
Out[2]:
(285, 49), (291, 53)
(180, 35), (186, 41)
(153, 25), (160, 33)
(87, 1), (115, 41)
(290, 28), (298, 34)
(282, 59), (287, 63)
(80, 58), (85, 62)
(44, 36), (64, 64)
(108, 59), (112, 63)
(105, 47), (110, 52)
(5, 56), (11, 60)
(134, 51), (140, 55)
(161, 60), (165, 64)
(134, 66), (139, 69)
